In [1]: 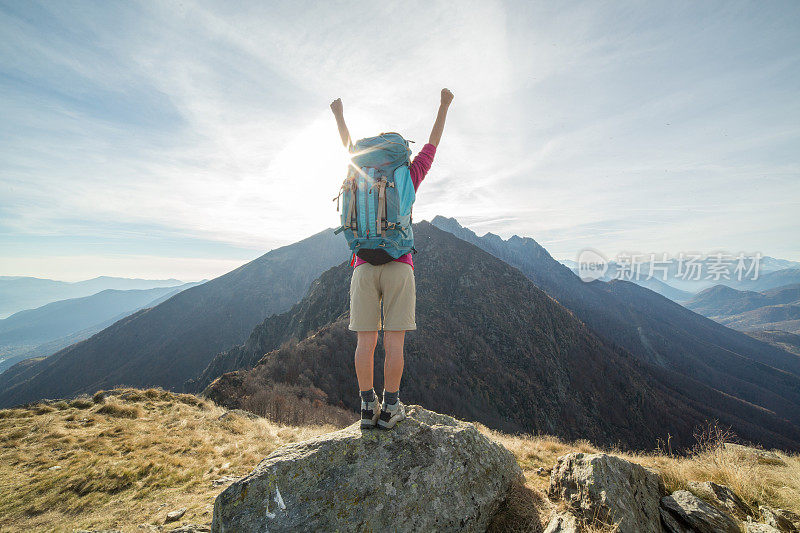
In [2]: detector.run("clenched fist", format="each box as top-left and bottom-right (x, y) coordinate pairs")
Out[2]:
(441, 88), (454, 106)
(330, 98), (343, 116)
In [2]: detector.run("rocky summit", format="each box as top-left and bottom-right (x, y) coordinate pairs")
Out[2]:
(211, 405), (522, 532)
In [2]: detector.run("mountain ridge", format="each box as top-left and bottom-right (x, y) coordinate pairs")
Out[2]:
(430, 216), (800, 426)
(0, 276), (187, 319)
(203, 222), (800, 450)
(0, 283), (200, 374)
(686, 283), (800, 334)
(0, 229), (350, 407)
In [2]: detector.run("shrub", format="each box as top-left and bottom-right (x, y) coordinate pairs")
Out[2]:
(95, 402), (141, 419)
(240, 382), (355, 427)
(32, 404), (56, 414)
(176, 393), (207, 409)
(144, 388), (166, 400)
(70, 398), (94, 409)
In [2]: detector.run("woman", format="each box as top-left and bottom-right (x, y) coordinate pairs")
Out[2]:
(330, 88), (454, 429)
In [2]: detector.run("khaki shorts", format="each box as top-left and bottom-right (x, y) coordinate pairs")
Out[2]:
(349, 261), (416, 331)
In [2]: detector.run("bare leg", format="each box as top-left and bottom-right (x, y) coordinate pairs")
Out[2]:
(383, 330), (405, 393)
(354, 331), (379, 391)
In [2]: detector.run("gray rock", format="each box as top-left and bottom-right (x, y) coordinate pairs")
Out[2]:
(777, 508), (800, 526)
(166, 508), (187, 522)
(211, 475), (240, 487)
(723, 443), (787, 466)
(543, 511), (582, 533)
(660, 506), (691, 533)
(760, 505), (799, 532)
(548, 452), (665, 533)
(212, 405), (523, 532)
(661, 490), (740, 533)
(747, 522), (782, 533)
(688, 480), (752, 518)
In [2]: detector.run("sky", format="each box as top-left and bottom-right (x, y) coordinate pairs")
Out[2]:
(1, 0), (798, 282)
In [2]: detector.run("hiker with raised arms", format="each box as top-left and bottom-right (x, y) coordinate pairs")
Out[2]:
(331, 88), (454, 429)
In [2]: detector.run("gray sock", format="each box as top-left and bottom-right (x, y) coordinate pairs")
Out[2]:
(360, 388), (376, 403)
(383, 389), (399, 405)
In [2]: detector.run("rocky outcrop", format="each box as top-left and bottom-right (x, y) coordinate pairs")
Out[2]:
(724, 443), (787, 466)
(687, 480), (752, 519)
(212, 405), (522, 532)
(660, 505), (691, 533)
(661, 490), (740, 533)
(548, 452), (665, 533)
(760, 505), (800, 532)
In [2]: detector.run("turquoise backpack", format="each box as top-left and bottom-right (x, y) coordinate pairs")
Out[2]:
(334, 132), (416, 263)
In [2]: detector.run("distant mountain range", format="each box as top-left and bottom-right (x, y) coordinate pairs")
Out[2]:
(559, 258), (800, 299)
(4, 217), (800, 451)
(626, 276), (693, 302)
(0, 276), (186, 319)
(203, 223), (800, 450)
(0, 229), (350, 407)
(685, 284), (800, 335)
(429, 217), (800, 430)
(0, 282), (202, 375)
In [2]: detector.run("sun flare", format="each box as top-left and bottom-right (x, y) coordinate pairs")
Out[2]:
(253, 112), (387, 235)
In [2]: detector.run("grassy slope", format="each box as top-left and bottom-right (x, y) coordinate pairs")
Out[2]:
(1, 388), (798, 532)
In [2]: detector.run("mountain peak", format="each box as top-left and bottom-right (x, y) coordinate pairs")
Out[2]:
(483, 231), (504, 243)
(697, 284), (743, 297)
(430, 216), (542, 245)
(429, 215), (463, 232)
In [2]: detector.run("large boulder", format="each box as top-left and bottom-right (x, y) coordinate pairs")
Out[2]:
(212, 405), (523, 532)
(661, 490), (740, 533)
(548, 452), (665, 533)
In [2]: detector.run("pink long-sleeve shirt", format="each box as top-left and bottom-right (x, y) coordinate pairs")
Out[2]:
(352, 142), (437, 269)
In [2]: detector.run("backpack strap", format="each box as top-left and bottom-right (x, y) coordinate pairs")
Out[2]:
(346, 178), (357, 237)
(376, 178), (386, 237)
(333, 184), (345, 211)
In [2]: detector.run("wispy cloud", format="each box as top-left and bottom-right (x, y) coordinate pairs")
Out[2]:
(1, 0), (798, 280)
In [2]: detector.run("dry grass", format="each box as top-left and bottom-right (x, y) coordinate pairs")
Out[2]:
(631, 442), (800, 518)
(1, 390), (797, 532)
(0, 387), (347, 532)
(483, 421), (800, 531)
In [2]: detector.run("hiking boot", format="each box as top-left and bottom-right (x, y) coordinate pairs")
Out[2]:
(360, 398), (380, 429)
(377, 400), (406, 430)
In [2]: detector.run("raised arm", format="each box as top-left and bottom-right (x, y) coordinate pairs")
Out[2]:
(330, 98), (352, 149)
(428, 88), (454, 147)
